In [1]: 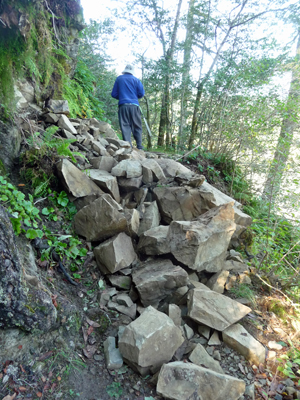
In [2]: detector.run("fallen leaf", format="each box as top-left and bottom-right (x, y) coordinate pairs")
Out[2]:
(36, 392), (43, 398)
(83, 345), (97, 359)
(18, 345), (22, 350)
(19, 365), (26, 373)
(2, 394), (16, 400)
(18, 387), (26, 392)
(87, 326), (94, 336)
(82, 327), (88, 344)
(38, 351), (53, 361)
(17, 184), (25, 187)
(86, 317), (100, 328)
(50, 382), (57, 391)
(41, 376), (46, 383)
(256, 373), (267, 379)
(57, 376), (61, 381)
(43, 382), (50, 392)
(259, 363), (265, 373)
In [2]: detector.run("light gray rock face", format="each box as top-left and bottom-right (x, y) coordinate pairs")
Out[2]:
(141, 159), (166, 181)
(138, 226), (170, 255)
(157, 361), (245, 400)
(222, 324), (266, 365)
(124, 208), (140, 237)
(0, 121), (22, 170)
(89, 156), (117, 172)
(189, 344), (224, 374)
(58, 114), (77, 135)
(107, 275), (132, 290)
(84, 169), (120, 202)
(156, 159), (194, 178)
(187, 288), (251, 331)
(107, 301), (137, 319)
(50, 100), (70, 115)
(132, 260), (188, 307)
(138, 201), (161, 236)
(168, 203), (236, 272)
(223, 260), (249, 273)
(56, 159), (103, 198)
(153, 181), (251, 227)
(103, 337), (123, 370)
(44, 113), (59, 123)
(153, 186), (211, 224)
(73, 194), (127, 241)
(106, 138), (131, 148)
(60, 129), (76, 140)
(111, 160), (142, 178)
(206, 270), (230, 293)
(94, 232), (137, 274)
(91, 141), (108, 156)
(168, 304), (182, 326)
(118, 176), (143, 193)
(119, 306), (184, 376)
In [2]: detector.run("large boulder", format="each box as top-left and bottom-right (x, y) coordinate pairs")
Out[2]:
(119, 306), (184, 375)
(111, 160), (142, 178)
(222, 324), (266, 365)
(157, 361), (245, 400)
(187, 288), (251, 331)
(132, 260), (188, 307)
(73, 194), (127, 241)
(137, 225), (170, 255)
(153, 182), (252, 227)
(189, 344), (224, 374)
(84, 169), (120, 203)
(168, 203), (236, 272)
(138, 201), (161, 236)
(56, 159), (103, 198)
(94, 232), (137, 274)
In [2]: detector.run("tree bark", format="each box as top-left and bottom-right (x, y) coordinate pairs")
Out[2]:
(262, 30), (300, 201)
(157, 0), (182, 148)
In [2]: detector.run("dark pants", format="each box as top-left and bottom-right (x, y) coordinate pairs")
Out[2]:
(118, 104), (143, 149)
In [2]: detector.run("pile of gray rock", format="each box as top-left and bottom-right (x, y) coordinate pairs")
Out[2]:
(20, 103), (265, 400)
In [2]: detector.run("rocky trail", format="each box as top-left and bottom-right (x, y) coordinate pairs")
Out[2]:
(1, 101), (300, 400)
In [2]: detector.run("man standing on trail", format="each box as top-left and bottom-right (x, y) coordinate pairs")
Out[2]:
(111, 64), (145, 150)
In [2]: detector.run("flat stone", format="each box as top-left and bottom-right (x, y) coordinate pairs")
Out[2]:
(188, 289), (251, 331)
(198, 325), (211, 339)
(189, 343), (224, 374)
(137, 225), (170, 255)
(111, 160), (142, 178)
(103, 337), (123, 370)
(107, 275), (132, 290)
(207, 270), (230, 293)
(107, 301), (136, 320)
(138, 201), (161, 236)
(168, 304), (182, 326)
(222, 324), (266, 365)
(92, 141), (109, 156)
(89, 156), (117, 172)
(124, 208), (140, 237)
(73, 194), (127, 241)
(157, 361), (245, 400)
(183, 324), (194, 340)
(56, 159), (103, 198)
(58, 114), (77, 134)
(141, 159), (166, 182)
(168, 203), (236, 272)
(94, 232), (137, 274)
(268, 341), (283, 351)
(119, 307), (184, 376)
(132, 259), (188, 308)
(50, 100), (70, 115)
(84, 169), (120, 202)
(44, 113), (59, 123)
(208, 331), (221, 346)
(118, 176), (143, 193)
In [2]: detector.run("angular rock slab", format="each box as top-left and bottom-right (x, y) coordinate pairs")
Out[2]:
(118, 176), (143, 193)
(137, 225), (170, 255)
(119, 306), (184, 376)
(157, 361), (245, 400)
(103, 337), (123, 370)
(132, 259), (188, 307)
(73, 194), (127, 241)
(141, 159), (166, 182)
(187, 288), (251, 331)
(189, 344), (224, 374)
(138, 201), (161, 236)
(168, 203), (236, 272)
(222, 324), (266, 365)
(56, 159), (103, 198)
(111, 159), (142, 178)
(206, 270), (230, 293)
(58, 114), (77, 134)
(84, 169), (120, 203)
(94, 232), (137, 274)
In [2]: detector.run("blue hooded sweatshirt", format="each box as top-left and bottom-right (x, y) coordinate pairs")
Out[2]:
(111, 73), (145, 106)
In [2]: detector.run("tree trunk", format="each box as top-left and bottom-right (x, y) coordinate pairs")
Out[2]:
(178, 0), (195, 150)
(262, 31), (300, 201)
(157, 0), (183, 148)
